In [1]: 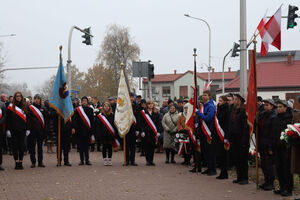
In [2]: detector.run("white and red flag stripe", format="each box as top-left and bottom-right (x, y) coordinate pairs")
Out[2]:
(29, 105), (45, 128)
(8, 103), (27, 122)
(214, 112), (230, 150)
(97, 114), (120, 148)
(0, 108), (2, 119)
(199, 105), (212, 143)
(258, 6), (281, 56)
(76, 106), (91, 130)
(140, 110), (158, 143)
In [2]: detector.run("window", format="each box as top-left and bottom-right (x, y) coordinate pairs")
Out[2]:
(180, 86), (188, 98)
(162, 86), (171, 97)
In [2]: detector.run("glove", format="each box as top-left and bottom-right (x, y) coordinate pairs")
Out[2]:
(176, 133), (180, 138)
(26, 130), (30, 136)
(135, 131), (139, 136)
(195, 123), (199, 128)
(141, 132), (145, 137)
(6, 130), (11, 138)
(157, 132), (160, 137)
(91, 135), (95, 141)
(195, 109), (199, 112)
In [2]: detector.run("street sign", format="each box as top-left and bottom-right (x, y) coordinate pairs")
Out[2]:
(71, 90), (80, 94)
(132, 61), (150, 77)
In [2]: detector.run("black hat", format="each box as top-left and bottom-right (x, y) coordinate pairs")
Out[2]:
(168, 99), (174, 105)
(177, 99), (183, 103)
(233, 93), (245, 103)
(263, 98), (276, 107)
(81, 96), (88, 101)
(276, 99), (289, 107)
(136, 95), (142, 99)
(140, 99), (146, 104)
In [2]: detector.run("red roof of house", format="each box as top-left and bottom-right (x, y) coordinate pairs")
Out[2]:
(143, 70), (237, 83)
(224, 61), (300, 89)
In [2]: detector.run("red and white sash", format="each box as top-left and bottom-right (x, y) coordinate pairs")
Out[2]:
(187, 129), (201, 152)
(214, 112), (230, 150)
(141, 110), (158, 143)
(29, 105), (45, 128)
(178, 139), (189, 156)
(199, 106), (212, 143)
(77, 106), (91, 130)
(133, 116), (137, 126)
(0, 108), (2, 119)
(97, 114), (120, 148)
(7, 103), (27, 122)
(289, 124), (300, 135)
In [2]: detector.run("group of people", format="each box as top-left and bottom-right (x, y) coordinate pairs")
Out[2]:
(0, 90), (299, 197)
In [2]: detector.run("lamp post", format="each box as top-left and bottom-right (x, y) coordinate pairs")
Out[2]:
(0, 34), (16, 38)
(184, 14), (211, 82)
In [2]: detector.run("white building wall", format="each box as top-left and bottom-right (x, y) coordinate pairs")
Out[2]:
(143, 82), (175, 106)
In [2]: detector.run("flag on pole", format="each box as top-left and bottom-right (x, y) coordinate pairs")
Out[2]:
(257, 6), (282, 56)
(204, 80), (212, 91)
(257, 10), (269, 56)
(114, 67), (134, 138)
(49, 51), (74, 123)
(246, 50), (257, 138)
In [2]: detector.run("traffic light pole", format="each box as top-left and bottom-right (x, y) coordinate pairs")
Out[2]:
(67, 26), (93, 93)
(148, 79), (152, 100)
(240, 0), (247, 98)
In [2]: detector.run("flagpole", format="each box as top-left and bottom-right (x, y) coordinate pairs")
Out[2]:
(120, 63), (127, 166)
(57, 116), (61, 166)
(253, 37), (259, 189)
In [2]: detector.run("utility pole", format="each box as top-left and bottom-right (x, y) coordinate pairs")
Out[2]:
(240, 0), (247, 98)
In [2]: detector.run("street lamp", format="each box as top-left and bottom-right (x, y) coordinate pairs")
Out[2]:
(0, 34), (16, 37)
(184, 14), (212, 82)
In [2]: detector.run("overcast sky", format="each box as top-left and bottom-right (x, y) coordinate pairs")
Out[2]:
(1, 0), (300, 94)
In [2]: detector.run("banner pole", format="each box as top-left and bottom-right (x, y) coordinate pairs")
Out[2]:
(123, 135), (126, 166)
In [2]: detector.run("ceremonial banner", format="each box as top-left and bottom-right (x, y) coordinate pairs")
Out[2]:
(114, 67), (134, 138)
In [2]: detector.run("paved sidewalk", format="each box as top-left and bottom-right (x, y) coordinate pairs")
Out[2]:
(0, 149), (289, 200)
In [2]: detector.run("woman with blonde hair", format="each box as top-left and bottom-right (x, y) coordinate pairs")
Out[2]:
(95, 102), (117, 166)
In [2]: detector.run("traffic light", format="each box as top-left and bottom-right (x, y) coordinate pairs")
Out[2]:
(231, 42), (240, 57)
(148, 63), (154, 80)
(82, 27), (92, 45)
(287, 5), (298, 29)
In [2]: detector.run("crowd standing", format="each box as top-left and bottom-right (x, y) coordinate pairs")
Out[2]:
(0, 91), (300, 198)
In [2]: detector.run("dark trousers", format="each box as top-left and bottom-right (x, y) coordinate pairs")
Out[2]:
(57, 132), (71, 164)
(11, 130), (26, 161)
(192, 143), (202, 170)
(207, 143), (216, 172)
(200, 133), (208, 167)
(275, 147), (293, 192)
(102, 144), (112, 158)
(144, 141), (155, 163)
(260, 148), (274, 185)
(126, 131), (136, 163)
(165, 148), (175, 161)
(28, 130), (44, 164)
(218, 146), (229, 176)
(234, 145), (249, 181)
(77, 137), (90, 163)
(0, 131), (2, 165)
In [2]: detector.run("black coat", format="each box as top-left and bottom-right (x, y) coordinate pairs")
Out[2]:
(28, 103), (48, 131)
(272, 108), (293, 149)
(73, 106), (94, 139)
(258, 109), (276, 151)
(228, 106), (249, 147)
(96, 113), (116, 145)
(6, 103), (29, 131)
(139, 109), (162, 143)
(214, 103), (230, 143)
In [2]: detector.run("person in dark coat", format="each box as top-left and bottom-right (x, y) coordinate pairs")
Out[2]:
(215, 95), (230, 179)
(6, 92), (29, 170)
(27, 94), (48, 168)
(272, 100), (293, 197)
(125, 93), (138, 166)
(229, 93), (249, 185)
(137, 99), (147, 156)
(139, 101), (162, 166)
(0, 101), (6, 170)
(196, 90), (216, 175)
(257, 99), (277, 190)
(73, 96), (94, 165)
(96, 102), (116, 166)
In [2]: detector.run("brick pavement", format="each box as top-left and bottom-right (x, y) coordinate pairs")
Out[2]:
(0, 148), (290, 200)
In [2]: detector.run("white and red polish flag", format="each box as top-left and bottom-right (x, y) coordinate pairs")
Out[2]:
(257, 6), (281, 56)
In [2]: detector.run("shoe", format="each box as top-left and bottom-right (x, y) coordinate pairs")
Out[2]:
(15, 162), (19, 170)
(201, 169), (209, 174)
(104, 158), (108, 166)
(107, 158), (112, 166)
(79, 162), (84, 166)
(140, 153), (145, 157)
(263, 184), (273, 191)
(38, 163), (46, 168)
(146, 162), (152, 166)
(131, 162), (138, 166)
(30, 164), (36, 168)
(273, 189), (282, 195)
(189, 167), (201, 173)
(0, 166), (4, 171)
(171, 160), (176, 164)
(281, 190), (292, 197)
(85, 161), (92, 165)
(19, 163), (24, 170)
(238, 180), (249, 185)
(259, 183), (266, 189)
(181, 161), (187, 165)
(125, 162), (130, 166)
(64, 162), (72, 166)
(165, 160), (169, 164)
(216, 175), (228, 179)
(232, 179), (239, 184)
(207, 171), (217, 176)
(150, 162), (155, 166)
